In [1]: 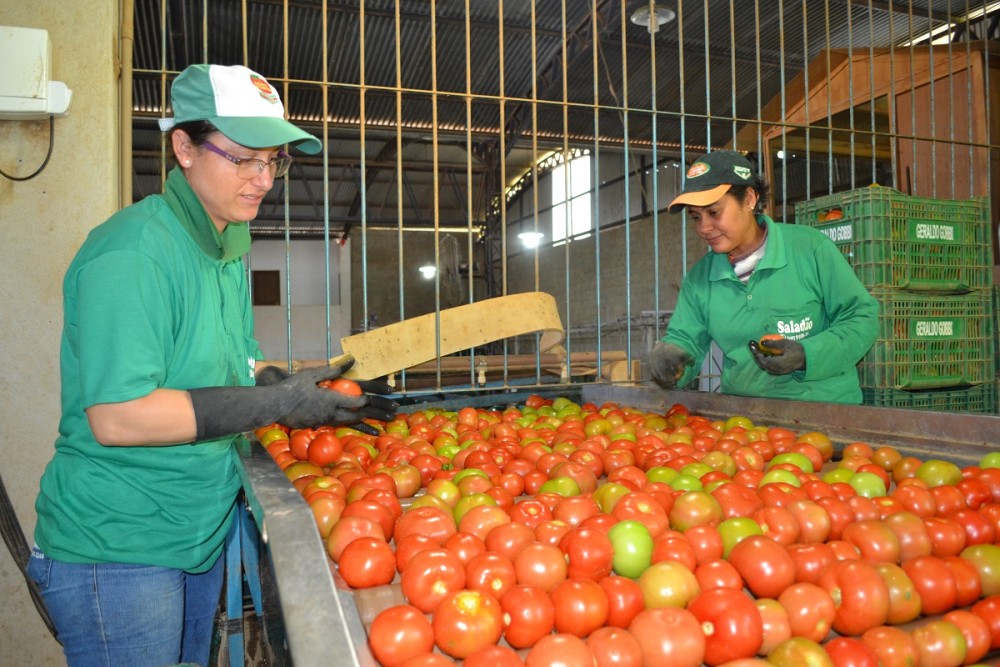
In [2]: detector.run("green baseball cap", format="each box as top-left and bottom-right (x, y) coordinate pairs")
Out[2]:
(668, 150), (758, 213)
(158, 64), (322, 155)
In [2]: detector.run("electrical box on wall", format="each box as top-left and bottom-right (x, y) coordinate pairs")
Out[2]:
(0, 26), (73, 120)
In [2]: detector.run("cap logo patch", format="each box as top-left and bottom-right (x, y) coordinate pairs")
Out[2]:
(250, 73), (279, 104)
(687, 162), (710, 178)
(733, 165), (752, 180)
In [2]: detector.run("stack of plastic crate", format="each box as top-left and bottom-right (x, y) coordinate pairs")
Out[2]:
(795, 185), (996, 413)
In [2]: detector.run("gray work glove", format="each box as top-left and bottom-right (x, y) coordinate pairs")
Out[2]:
(189, 356), (397, 440)
(649, 342), (692, 389)
(748, 338), (806, 375)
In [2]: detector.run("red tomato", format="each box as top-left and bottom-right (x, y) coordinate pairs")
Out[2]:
(777, 582), (836, 643)
(727, 534), (796, 600)
(943, 555), (983, 608)
(687, 587), (763, 664)
(485, 521), (536, 562)
(758, 637), (832, 666)
(395, 506), (458, 545)
(326, 515), (385, 563)
(755, 598), (792, 656)
(637, 560), (700, 608)
(337, 536), (395, 588)
(342, 498), (396, 541)
(882, 510), (933, 562)
(822, 636), (878, 667)
(901, 555), (958, 616)
(368, 604), (435, 667)
(323, 377), (363, 395)
(971, 594), (1000, 650)
(306, 431), (343, 467)
(612, 491), (670, 538)
(586, 627), (643, 667)
(942, 609), (991, 665)
(860, 625), (921, 667)
(628, 607), (705, 667)
(948, 508), (997, 546)
(694, 558), (744, 591)
(815, 495), (855, 541)
(817, 559), (890, 637)
(400, 548), (466, 613)
(874, 562), (922, 625)
(752, 506), (800, 545)
(432, 589), (504, 659)
(309, 494), (346, 540)
(891, 483), (937, 517)
(841, 519), (901, 564)
(786, 542), (837, 585)
(550, 577), (609, 638)
(465, 551), (517, 600)
(910, 619), (968, 667)
(500, 584), (555, 649)
(923, 516), (967, 557)
(508, 499), (553, 529)
(552, 494), (601, 527)
(513, 542), (568, 593)
(463, 645), (523, 667)
(599, 575), (646, 628)
(443, 531), (486, 566)
(459, 504), (511, 542)
(525, 633), (593, 667)
(960, 543), (1000, 597)
(558, 527), (614, 582)
(395, 533), (437, 573)
(684, 524), (724, 564)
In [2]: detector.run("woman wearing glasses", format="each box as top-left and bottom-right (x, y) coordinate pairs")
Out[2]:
(30, 64), (396, 667)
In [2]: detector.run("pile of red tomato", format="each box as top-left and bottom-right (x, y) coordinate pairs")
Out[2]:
(255, 395), (1000, 667)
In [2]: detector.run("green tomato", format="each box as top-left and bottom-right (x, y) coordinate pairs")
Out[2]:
(452, 492), (497, 523)
(847, 470), (887, 498)
(646, 466), (680, 485)
(717, 516), (764, 558)
(980, 452), (1000, 470)
(680, 462), (714, 480)
(759, 467), (801, 488)
(669, 474), (704, 492)
(593, 482), (632, 513)
(916, 459), (963, 487)
(452, 468), (490, 484)
(436, 444), (460, 461)
(822, 468), (854, 485)
(700, 451), (737, 477)
(607, 519), (654, 578)
(961, 544), (1000, 597)
(539, 476), (581, 497)
(769, 452), (814, 474)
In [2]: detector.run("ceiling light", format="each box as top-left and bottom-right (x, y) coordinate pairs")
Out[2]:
(518, 231), (544, 249)
(630, 3), (676, 34)
(418, 265), (436, 279)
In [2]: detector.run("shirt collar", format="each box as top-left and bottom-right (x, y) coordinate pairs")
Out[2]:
(162, 167), (251, 262)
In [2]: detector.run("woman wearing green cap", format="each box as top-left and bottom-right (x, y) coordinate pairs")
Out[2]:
(30, 64), (396, 666)
(649, 150), (878, 404)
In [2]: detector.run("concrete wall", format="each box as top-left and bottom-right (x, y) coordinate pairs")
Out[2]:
(0, 1), (118, 664)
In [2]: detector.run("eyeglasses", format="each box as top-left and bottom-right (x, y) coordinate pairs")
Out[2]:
(201, 140), (293, 179)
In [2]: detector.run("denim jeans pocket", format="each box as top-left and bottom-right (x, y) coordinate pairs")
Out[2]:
(27, 545), (52, 591)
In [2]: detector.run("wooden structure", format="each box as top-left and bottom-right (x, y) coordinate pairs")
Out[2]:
(738, 42), (1000, 265)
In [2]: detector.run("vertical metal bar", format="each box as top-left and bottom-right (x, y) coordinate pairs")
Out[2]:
(241, 0), (248, 63)
(356, 1), (368, 363)
(946, 3), (956, 198)
(825, 0), (834, 194)
(497, 0), (510, 385)
(592, 0), (604, 351)
(282, 0), (294, 369)
(778, 0), (787, 220)
(430, 0), (443, 390)
(465, 0), (476, 388)
(729, 0), (737, 145)
(927, 1), (936, 196)
(677, 0), (687, 274)
(908, 1), (916, 193)
(868, 1), (877, 184)
(964, 0), (974, 198)
(983, 1), (993, 211)
(650, 1), (661, 355)
(322, 0), (332, 361)
(754, 0), (764, 172)
(703, 0), (711, 148)
(394, 0), (407, 390)
(887, 0), (898, 191)
(846, 0), (856, 190)
(802, 0), (810, 203)
(531, 0), (543, 386)
(619, 0), (632, 373)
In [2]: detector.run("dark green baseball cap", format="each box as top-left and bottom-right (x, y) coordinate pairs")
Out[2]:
(668, 150), (758, 213)
(158, 64), (322, 155)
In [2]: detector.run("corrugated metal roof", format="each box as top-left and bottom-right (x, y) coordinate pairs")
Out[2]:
(130, 0), (995, 237)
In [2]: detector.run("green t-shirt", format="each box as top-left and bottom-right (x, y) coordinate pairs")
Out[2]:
(35, 168), (260, 572)
(663, 215), (879, 404)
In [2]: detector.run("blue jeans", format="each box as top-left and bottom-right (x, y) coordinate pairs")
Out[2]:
(28, 546), (224, 667)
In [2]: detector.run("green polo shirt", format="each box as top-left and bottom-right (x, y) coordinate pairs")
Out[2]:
(663, 215), (878, 404)
(35, 168), (260, 572)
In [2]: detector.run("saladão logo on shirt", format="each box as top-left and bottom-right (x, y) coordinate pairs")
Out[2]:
(774, 316), (814, 339)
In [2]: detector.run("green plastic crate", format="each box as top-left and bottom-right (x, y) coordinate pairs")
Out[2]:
(861, 288), (995, 390)
(862, 382), (997, 414)
(795, 186), (992, 293)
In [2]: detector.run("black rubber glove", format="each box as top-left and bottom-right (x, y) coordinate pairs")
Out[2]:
(649, 342), (693, 389)
(749, 338), (806, 375)
(189, 356), (398, 440)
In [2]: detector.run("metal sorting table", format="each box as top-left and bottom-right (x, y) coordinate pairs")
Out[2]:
(235, 384), (1000, 666)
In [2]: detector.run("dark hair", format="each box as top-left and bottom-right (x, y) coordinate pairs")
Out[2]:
(730, 178), (770, 214)
(170, 120), (217, 146)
